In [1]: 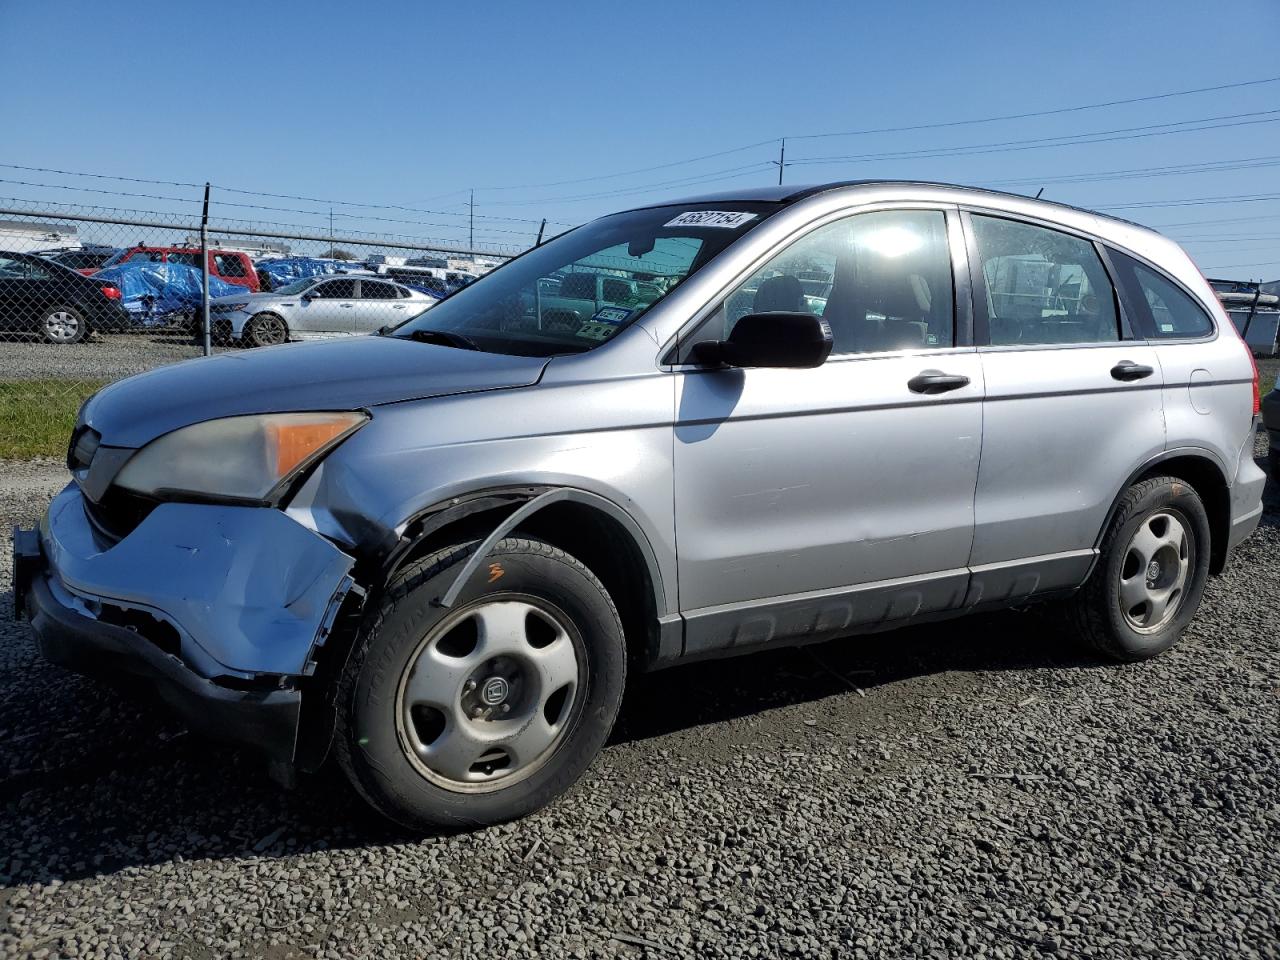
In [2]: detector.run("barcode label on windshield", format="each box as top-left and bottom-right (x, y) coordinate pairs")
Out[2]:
(663, 211), (758, 229)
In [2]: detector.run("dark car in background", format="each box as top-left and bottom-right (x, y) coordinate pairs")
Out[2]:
(0, 250), (130, 342)
(35, 245), (120, 275)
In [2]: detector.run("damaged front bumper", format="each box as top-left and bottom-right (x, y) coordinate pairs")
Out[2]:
(13, 483), (358, 764)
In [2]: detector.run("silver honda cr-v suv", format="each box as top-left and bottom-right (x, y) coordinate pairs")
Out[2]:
(15, 181), (1265, 830)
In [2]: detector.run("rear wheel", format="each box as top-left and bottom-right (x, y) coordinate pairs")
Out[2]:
(245, 312), (288, 347)
(39, 305), (86, 344)
(1069, 476), (1210, 662)
(336, 537), (626, 831)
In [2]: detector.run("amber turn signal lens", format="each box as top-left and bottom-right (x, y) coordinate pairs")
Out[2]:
(266, 414), (364, 478)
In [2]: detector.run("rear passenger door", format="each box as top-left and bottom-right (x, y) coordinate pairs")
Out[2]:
(355, 279), (411, 333)
(965, 211), (1164, 601)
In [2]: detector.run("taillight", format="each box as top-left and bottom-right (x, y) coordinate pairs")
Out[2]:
(100, 285), (121, 300)
(1195, 259), (1261, 415)
(1248, 346), (1261, 415)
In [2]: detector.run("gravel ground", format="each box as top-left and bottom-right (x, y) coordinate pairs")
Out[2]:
(0, 333), (223, 382)
(1, 445), (1278, 959)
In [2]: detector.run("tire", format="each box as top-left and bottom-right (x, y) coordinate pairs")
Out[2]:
(1069, 476), (1211, 662)
(335, 537), (626, 831)
(39, 304), (87, 344)
(1268, 445), (1280, 485)
(245, 312), (288, 347)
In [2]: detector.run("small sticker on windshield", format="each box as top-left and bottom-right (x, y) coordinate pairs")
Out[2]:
(592, 307), (632, 325)
(663, 210), (758, 229)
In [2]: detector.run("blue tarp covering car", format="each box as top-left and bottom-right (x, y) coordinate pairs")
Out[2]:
(94, 262), (243, 327)
(255, 257), (352, 291)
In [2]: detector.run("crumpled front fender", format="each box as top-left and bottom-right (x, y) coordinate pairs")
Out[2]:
(42, 483), (355, 678)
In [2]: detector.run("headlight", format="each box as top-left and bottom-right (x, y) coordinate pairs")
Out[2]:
(115, 411), (368, 501)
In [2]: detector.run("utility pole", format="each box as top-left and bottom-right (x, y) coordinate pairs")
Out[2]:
(468, 189), (475, 250)
(776, 138), (786, 185)
(328, 207), (334, 253)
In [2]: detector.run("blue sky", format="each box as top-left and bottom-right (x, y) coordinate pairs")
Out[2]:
(3, 0), (1280, 276)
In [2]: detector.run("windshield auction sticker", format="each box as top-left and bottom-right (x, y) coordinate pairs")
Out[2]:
(663, 211), (759, 229)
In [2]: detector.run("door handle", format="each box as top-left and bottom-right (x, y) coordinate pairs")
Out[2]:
(393, 304), (406, 309)
(340, 303), (354, 308)
(908, 370), (971, 394)
(1110, 361), (1154, 381)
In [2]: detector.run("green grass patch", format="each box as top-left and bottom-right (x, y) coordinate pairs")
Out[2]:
(0, 380), (106, 460)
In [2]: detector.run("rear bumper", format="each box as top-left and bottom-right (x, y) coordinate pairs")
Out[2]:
(1227, 418), (1267, 553)
(14, 483), (359, 763)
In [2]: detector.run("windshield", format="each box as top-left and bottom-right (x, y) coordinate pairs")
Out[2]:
(274, 276), (321, 296)
(390, 203), (777, 356)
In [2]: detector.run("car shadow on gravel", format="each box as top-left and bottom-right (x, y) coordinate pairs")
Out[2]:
(0, 598), (1104, 887)
(4, 475), (1277, 887)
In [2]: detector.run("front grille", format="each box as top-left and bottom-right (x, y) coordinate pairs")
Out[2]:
(82, 486), (158, 543)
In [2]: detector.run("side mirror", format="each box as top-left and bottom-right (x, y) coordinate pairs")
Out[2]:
(693, 311), (832, 369)
(302, 292), (317, 301)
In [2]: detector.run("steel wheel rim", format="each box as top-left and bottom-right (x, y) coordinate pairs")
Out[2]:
(1118, 510), (1193, 633)
(394, 595), (586, 794)
(44, 310), (80, 342)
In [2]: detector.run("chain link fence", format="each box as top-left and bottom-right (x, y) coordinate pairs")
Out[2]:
(0, 198), (522, 459)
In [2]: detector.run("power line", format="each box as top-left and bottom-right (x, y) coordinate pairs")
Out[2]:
(983, 155), (1280, 189)
(1098, 192), (1280, 211)
(0, 178), (543, 237)
(446, 74), (1280, 194)
(471, 140), (780, 192)
(786, 110), (1280, 167)
(1147, 213), (1280, 229)
(0, 161), (572, 227)
(786, 75), (1280, 142)
(1199, 260), (1280, 270)
(480, 162), (776, 207)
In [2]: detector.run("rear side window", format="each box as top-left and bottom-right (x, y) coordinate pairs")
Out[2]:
(971, 215), (1119, 346)
(1109, 251), (1214, 339)
(360, 280), (399, 299)
(214, 253), (248, 277)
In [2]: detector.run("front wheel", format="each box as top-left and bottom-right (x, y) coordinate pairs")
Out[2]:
(335, 537), (626, 831)
(1069, 476), (1211, 662)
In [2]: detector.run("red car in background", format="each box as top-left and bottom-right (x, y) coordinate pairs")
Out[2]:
(92, 245), (260, 292)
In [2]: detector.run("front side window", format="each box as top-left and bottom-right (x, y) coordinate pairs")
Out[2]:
(313, 279), (357, 299)
(972, 215), (1118, 346)
(1111, 251), (1214, 339)
(391, 203), (778, 357)
(702, 208), (955, 356)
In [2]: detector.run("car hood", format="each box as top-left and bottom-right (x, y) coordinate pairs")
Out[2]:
(83, 336), (550, 448)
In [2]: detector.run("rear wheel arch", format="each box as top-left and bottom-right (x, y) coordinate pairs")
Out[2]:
(1098, 450), (1232, 575)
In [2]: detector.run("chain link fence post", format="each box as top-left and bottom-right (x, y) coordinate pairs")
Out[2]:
(200, 183), (211, 357)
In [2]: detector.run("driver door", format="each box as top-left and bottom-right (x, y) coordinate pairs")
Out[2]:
(672, 207), (984, 655)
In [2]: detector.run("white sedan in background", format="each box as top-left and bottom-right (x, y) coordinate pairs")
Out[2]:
(212, 275), (437, 347)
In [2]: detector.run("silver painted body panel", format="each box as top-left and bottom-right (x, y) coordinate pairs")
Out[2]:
(213, 282), (433, 341)
(31, 181), (1265, 683)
